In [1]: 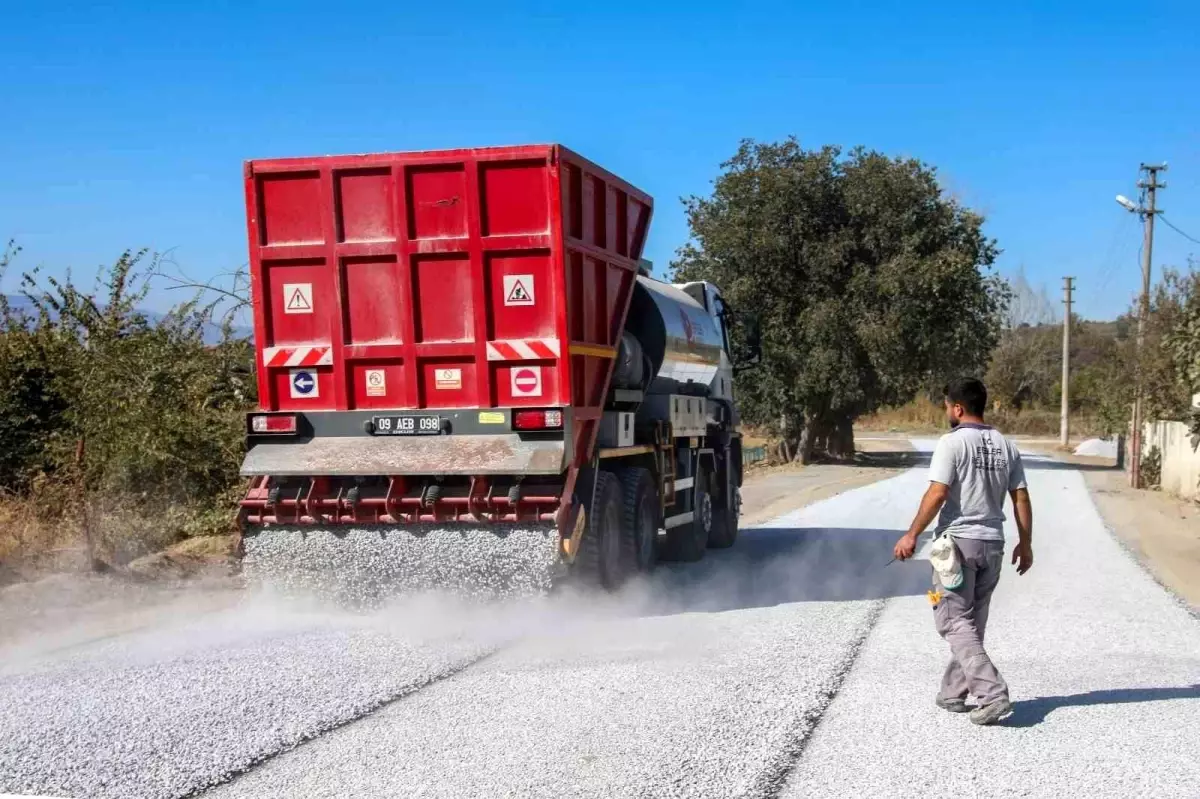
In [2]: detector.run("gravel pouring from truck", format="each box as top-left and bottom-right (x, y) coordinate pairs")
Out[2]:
(236, 144), (758, 593)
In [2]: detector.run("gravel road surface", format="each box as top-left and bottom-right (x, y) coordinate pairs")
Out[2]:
(2, 443), (1197, 798)
(783, 441), (1200, 798)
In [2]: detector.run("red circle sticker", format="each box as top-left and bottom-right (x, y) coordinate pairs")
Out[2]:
(512, 367), (541, 396)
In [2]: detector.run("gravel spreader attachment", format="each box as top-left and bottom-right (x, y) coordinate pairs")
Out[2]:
(241, 523), (562, 602)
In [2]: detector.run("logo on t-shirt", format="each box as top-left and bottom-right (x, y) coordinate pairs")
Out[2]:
(971, 434), (1009, 472)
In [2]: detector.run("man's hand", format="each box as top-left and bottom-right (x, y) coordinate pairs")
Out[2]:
(896, 482), (949, 562)
(1012, 543), (1033, 575)
(1009, 487), (1033, 576)
(893, 532), (919, 561)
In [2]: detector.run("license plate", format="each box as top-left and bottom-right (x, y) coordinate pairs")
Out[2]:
(372, 415), (443, 436)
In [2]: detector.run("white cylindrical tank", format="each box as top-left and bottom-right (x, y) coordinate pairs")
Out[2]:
(622, 276), (724, 395)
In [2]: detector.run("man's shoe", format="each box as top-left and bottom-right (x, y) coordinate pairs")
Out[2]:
(935, 696), (970, 713)
(969, 698), (1013, 725)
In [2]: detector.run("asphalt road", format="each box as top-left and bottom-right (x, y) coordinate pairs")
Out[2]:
(2, 442), (1197, 799)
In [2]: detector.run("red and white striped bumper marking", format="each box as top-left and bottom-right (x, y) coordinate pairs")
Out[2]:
(486, 339), (561, 361)
(262, 346), (333, 368)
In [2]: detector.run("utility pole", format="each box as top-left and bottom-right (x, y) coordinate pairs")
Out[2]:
(1129, 163), (1167, 489)
(1061, 276), (1073, 448)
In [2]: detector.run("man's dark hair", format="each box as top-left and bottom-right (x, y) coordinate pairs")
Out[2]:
(944, 378), (988, 417)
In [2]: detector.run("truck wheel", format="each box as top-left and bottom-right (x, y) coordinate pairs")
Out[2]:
(661, 461), (711, 562)
(616, 467), (658, 574)
(574, 470), (627, 589)
(708, 469), (739, 549)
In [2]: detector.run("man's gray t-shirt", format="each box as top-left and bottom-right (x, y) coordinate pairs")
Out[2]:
(929, 424), (1027, 541)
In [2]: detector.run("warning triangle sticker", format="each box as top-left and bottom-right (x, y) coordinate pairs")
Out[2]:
(503, 274), (535, 306)
(287, 288), (311, 311)
(506, 280), (530, 304)
(283, 283), (314, 315)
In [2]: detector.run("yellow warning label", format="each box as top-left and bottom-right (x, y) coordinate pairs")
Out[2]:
(478, 412), (505, 424)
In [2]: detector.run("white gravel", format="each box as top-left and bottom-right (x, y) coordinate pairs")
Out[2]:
(3, 442), (1196, 799)
(204, 471), (932, 798)
(1074, 437), (1120, 458)
(205, 603), (881, 799)
(783, 443), (1200, 798)
(0, 594), (510, 799)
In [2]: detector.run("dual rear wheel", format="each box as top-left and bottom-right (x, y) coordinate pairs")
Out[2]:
(573, 459), (739, 588)
(573, 468), (659, 590)
(661, 459), (739, 561)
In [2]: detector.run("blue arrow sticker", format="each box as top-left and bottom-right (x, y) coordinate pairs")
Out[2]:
(290, 369), (318, 399)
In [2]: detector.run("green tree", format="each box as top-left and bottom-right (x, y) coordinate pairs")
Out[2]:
(0, 242), (73, 488)
(986, 268), (1060, 411)
(1077, 267), (1198, 437)
(1164, 259), (1200, 402)
(673, 139), (1007, 461)
(986, 324), (1060, 411)
(1117, 269), (1194, 424)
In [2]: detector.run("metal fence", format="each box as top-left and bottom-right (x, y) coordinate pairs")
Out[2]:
(742, 445), (767, 466)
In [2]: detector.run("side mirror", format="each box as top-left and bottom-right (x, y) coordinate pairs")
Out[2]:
(717, 297), (762, 374)
(744, 315), (763, 360)
(733, 314), (763, 374)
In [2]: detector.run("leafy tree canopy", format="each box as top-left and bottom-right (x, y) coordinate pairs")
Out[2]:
(672, 138), (1008, 460)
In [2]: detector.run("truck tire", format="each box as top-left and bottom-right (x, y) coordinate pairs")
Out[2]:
(661, 460), (711, 562)
(574, 470), (627, 589)
(707, 468), (739, 549)
(616, 467), (658, 574)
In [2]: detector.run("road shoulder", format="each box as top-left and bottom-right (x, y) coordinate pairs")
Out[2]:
(1082, 468), (1200, 612)
(739, 438), (913, 526)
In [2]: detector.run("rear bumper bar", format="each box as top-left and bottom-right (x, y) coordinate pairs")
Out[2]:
(240, 433), (567, 477)
(238, 473), (565, 529)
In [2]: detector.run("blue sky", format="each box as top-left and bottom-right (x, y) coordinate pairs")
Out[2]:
(1, 1), (1198, 321)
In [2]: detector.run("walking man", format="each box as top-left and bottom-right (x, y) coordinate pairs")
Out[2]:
(893, 378), (1034, 725)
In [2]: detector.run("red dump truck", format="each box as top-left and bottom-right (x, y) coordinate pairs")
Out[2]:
(236, 144), (759, 594)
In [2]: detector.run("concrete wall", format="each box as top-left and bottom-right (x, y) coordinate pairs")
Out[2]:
(1143, 420), (1200, 500)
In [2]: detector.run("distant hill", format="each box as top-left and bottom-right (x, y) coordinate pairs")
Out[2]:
(1011, 318), (1125, 337)
(2, 294), (252, 344)
(1083, 318), (1124, 334)
(2, 294), (35, 315)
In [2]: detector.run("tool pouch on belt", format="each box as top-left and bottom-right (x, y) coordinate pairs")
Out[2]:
(929, 533), (964, 590)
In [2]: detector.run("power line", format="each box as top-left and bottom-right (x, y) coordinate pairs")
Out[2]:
(1160, 214), (1200, 245)
(1086, 214), (1140, 312)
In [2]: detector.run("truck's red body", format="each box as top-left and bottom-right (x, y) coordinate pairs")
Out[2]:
(246, 145), (651, 466)
(240, 145), (653, 534)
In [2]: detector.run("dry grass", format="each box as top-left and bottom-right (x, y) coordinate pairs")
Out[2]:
(859, 400), (1107, 438)
(125, 535), (234, 581)
(857, 402), (945, 432)
(0, 478), (238, 584)
(0, 481), (88, 576)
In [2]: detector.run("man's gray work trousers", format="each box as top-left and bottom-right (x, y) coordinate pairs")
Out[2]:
(933, 536), (1009, 704)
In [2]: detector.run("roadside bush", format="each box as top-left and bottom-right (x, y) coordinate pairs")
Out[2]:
(1140, 445), (1162, 490)
(0, 243), (255, 569)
